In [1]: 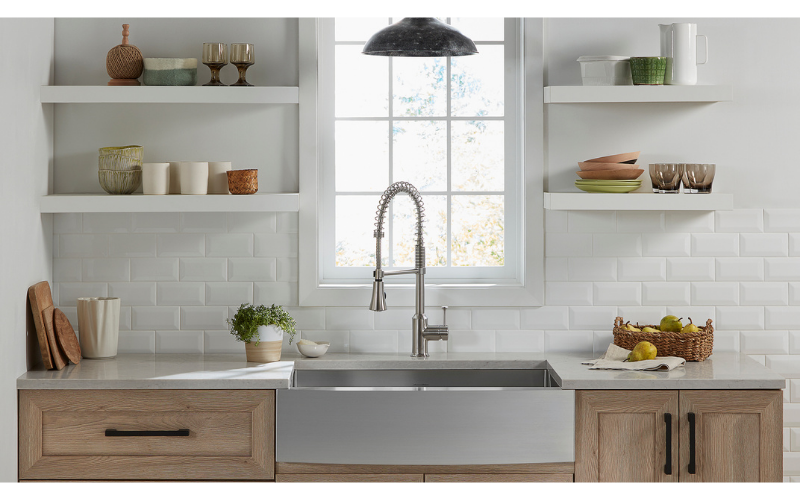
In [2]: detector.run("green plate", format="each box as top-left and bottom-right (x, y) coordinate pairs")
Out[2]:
(575, 184), (641, 193)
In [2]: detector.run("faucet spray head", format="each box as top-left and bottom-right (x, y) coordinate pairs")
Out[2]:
(369, 280), (387, 311)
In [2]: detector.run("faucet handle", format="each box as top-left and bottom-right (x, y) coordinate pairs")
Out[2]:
(442, 306), (448, 326)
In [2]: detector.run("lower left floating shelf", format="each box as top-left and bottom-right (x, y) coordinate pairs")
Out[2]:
(40, 193), (300, 213)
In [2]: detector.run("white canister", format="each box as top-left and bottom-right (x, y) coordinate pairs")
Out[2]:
(77, 297), (120, 359)
(168, 161), (181, 194)
(179, 161), (209, 195)
(142, 162), (170, 195)
(577, 56), (632, 86)
(208, 161), (232, 194)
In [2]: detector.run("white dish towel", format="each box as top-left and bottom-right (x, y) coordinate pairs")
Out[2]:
(582, 343), (686, 371)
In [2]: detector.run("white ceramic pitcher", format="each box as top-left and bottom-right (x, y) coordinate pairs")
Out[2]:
(659, 23), (708, 85)
(77, 297), (120, 358)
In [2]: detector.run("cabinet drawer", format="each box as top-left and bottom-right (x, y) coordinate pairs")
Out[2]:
(19, 389), (274, 481)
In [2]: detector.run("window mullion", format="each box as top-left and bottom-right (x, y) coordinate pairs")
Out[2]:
(446, 52), (453, 270)
(387, 53), (394, 267)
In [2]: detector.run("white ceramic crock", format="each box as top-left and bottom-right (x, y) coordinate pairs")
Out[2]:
(257, 324), (284, 342)
(577, 56), (632, 86)
(208, 161), (232, 194)
(77, 297), (120, 359)
(179, 161), (209, 195)
(142, 162), (170, 195)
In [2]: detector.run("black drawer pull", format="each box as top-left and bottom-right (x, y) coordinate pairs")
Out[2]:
(664, 412), (672, 475)
(105, 429), (190, 437)
(688, 412), (697, 474)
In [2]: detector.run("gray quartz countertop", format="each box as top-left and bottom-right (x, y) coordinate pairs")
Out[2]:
(17, 352), (785, 390)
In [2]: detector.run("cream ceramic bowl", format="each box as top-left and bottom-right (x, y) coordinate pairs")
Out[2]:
(296, 341), (330, 358)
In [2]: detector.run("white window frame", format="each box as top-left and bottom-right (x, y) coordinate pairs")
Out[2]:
(298, 18), (544, 307)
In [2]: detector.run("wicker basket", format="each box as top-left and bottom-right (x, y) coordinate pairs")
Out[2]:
(227, 169), (258, 195)
(612, 316), (713, 361)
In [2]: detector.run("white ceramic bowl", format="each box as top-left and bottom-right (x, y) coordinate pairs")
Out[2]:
(296, 341), (330, 358)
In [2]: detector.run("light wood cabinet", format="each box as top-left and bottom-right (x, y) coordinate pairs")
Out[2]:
(19, 389), (275, 481)
(575, 390), (782, 483)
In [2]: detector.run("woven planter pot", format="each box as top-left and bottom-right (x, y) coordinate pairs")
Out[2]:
(227, 169), (258, 195)
(245, 340), (282, 363)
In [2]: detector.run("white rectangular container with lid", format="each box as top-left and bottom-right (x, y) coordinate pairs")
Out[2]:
(577, 56), (633, 86)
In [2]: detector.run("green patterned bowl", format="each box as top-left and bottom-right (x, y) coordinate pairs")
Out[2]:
(99, 168), (142, 194)
(629, 57), (667, 85)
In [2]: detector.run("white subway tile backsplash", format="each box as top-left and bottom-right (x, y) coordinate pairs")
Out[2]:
(254, 233), (299, 258)
(568, 258), (617, 282)
(254, 282), (297, 306)
(747, 355), (766, 365)
(766, 307), (800, 330)
(545, 258), (569, 282)
(786, 404), (800, 427)
(617, 306), (666, 325)
(712, 330), (740, 353)
(545, 330), (593, 353)
(568, 211), (616, 233)
(691, 233), (738, 257)
(157, 234), (205, 257)
(793, 379), (800, 401)
(545, 282), (593, 306)
(593, 282), (641, 306)
(785, 453), (800, 476)
(205, 282), (253, 306)
(325, 308), (374, 330)
(276, 212), (299, 233)
(59, 234), (108, 258)
(692, 282), (739, 305)
(206, 233), (253, 257)
(156, 331), (204, 354)
(228, 258), (276, 282)
(181, 213), (227, 233)
(715, 258), (764, 281)
(592, 233), (642, 257)
(616, 211), (665, 233)
(109, 282), (156, 306)
(790, 234), (800, 257)
(740, 282), (789, 306)
(132, 213), (180, 233)
(767, 356), (800, 378)
(157, 282), (205, 306)
(665, 211), (714, 233)
(131, 306), (180, 330)
(765, 209), (800, 232)
(301, 330), (349, 352)
(716, 306), (764, 330)
(520, 307), (569, 330)
(472, 309), (520, 330)
(450, 330), (496, 353)
(741, 330), (789, 355)
(109, 234), (157, 258)
(765, 258), (800, 281)
(496, 330), (544, 352)
(117, 331), (156, 354)
(58, 283), (108, 308)
(276, 258), (298, 282)
(715, 209), (763, 233)
(618, 258), (666, 281)
(180, 258), (227, 282)
(792, 428), (800, 452)
(593, 331), (614, 355)
(545, 210), (568, 233)
(83, 213), (133, 233)
(545, 233), (592, 257)
(642, 282), (691, 306)
(740, 233), (789, 257)
(82, 259), (130, 282)
(642, 233), (691, 257)
(181, 306), (229, 330)
(131, 258), (179, 282)
(666, 258), (715, 281)
(665, 306), (715, 325)
(119, 306), (131, 331)
(54, 213), (81, 233)
(228, 212), (276, 234)
(569, 306), (617, 330)
(203, 330), (242, 354)
(54, 259), (81, 282)
(349, 330), (398, 353)
(372, 307), (415, 331)
(285, 307), (326, 330)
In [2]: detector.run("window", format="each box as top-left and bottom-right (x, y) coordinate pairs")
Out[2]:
(321, 18), (521, 285)
(298, 18), (543, 307)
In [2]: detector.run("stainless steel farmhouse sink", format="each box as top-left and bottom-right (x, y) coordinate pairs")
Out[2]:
(276, 368), (575, 465)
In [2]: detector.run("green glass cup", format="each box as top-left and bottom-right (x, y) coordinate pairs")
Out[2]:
(629, 57), (667, 85)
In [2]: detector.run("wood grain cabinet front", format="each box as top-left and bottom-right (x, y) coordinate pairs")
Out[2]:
(19, 389), (274, 481)
(575, 389), (782, 483)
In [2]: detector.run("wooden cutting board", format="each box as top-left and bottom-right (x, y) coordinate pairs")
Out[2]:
(28, 281), (54, 369)
(42, 305), (67, 370)
(54, 308), (82, 365)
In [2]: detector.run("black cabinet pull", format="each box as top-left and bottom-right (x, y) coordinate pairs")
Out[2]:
(664, 413), (672, 475)
(688, 412), (697, 474)
(105, 429), (190, 437)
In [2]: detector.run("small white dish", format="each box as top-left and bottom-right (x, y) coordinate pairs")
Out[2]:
(296, 341), (330, 358)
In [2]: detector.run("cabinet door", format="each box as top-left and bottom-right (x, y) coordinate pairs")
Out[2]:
(679, 390), (782, 482)
(575, 390), (679, 482)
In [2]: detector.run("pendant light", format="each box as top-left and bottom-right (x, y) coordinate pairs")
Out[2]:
(362, 18), (478, 57)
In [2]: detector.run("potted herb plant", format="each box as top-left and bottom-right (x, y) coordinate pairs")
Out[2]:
(227, 303), (296, 363)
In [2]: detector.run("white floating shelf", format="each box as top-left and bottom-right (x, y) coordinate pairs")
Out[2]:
(40, 86), (299, 104)
(544, 192), (733, 211)
(40, 193), (300, 213)
(543, 85), (732, 104)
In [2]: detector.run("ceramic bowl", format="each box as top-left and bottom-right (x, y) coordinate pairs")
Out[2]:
(99, 168), (142, 194)
(578, 161), (640, 172)
(99, 153), (142, 171)
(296, 341), (331, 358)
(577, 169), (644, 180)
(585, 151), (640, 164)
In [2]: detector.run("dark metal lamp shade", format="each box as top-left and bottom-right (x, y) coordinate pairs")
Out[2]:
(362, 18), (478, 57)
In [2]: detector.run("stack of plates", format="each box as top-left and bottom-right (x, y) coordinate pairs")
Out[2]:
(575, 179), (642, 193)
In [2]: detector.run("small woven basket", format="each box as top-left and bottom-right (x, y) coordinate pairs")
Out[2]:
(612, 316), (714, 361)
(227, 169), (258, 195)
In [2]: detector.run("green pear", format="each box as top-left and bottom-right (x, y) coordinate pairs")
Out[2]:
(627, 341), (658, 362)
(641, 326), (660, 333)
(681, 317), (700, 333)
(659, 315), (683, 332)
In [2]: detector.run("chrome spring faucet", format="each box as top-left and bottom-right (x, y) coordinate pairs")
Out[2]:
(368, 181), (448, 357)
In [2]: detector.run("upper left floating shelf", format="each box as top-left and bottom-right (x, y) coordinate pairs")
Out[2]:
(40, 86), (300, 104)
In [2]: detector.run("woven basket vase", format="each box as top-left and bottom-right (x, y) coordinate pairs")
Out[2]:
(227, 169), (258, 195)
(612, 316), (714, 361)
(106, 24), (143, 80)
